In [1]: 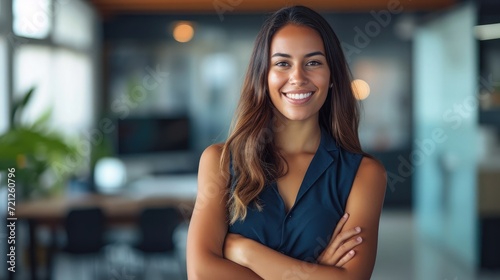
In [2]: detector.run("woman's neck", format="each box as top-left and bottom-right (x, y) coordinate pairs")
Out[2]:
(273, 118), (321, 155)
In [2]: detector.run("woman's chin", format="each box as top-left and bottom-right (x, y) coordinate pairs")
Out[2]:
(280, 112), (317, 123)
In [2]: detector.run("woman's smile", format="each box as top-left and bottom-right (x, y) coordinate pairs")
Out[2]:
(282, 90), (315, 104)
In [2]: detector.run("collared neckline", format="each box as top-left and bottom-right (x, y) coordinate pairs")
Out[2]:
(283, 126), (337, 214)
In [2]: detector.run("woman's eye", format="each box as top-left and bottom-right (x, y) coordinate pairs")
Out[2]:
(275, 61), (290, 67)
(307, 60), (322, 66)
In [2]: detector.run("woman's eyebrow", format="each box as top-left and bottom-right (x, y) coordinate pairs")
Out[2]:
(271, 51), (326, 58)
(271, 53), (291, 58)
(304, 51), (325, 57)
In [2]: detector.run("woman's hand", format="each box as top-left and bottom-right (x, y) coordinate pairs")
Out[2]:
(224, 233), (255, 267)
(316, 213), (363, 267)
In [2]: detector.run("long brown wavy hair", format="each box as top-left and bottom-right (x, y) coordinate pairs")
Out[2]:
(221, 6), (365, 224)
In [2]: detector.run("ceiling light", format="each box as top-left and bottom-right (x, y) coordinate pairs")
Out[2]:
(173, 22), (194, 43)
(474, 23), (500, 41)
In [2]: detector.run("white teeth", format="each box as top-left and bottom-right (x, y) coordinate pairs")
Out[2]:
(285, 92), (312, 100)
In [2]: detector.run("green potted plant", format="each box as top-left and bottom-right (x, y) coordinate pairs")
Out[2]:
(0, 87), (82, 200)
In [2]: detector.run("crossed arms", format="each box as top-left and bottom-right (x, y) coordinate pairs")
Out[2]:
(186, 144), (386, 280)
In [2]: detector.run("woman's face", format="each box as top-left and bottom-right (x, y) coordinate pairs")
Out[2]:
(267, 24), (330, 123)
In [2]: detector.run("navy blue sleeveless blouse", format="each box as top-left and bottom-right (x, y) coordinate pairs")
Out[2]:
(228, 128), (363, 262)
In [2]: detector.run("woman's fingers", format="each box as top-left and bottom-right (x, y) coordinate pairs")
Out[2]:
(322, 226), (361, 259)
(329, 235), (362, 265)
(335, 250), (356, 267)
(319, 213), (349, 257)
(318, 235), (362, 266)
(316, 213), (363, 267)
(317, 226), (362, 266)
(317, 213), (349, 261)
(331, 213), (349, 241)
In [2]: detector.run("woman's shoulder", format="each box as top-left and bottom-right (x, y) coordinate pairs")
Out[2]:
(200, 143), (228, 173)
(201, 143), (225, 160)
(198, 143), (231, 191)
(355, 156), (387, 191)
(359, 156), (385, 173)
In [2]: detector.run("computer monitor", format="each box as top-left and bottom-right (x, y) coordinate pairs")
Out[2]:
(116, 116), (190, 155)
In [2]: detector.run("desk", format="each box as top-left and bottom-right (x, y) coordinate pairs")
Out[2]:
(15, 175), (197, 280)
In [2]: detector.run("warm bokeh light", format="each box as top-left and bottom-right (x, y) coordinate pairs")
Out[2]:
(352, 79), (371, 100)
(173, 22), (194, 43)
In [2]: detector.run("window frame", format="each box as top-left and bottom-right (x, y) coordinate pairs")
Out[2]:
(4, 0), (98, 132)
(1, 0), (13, 133)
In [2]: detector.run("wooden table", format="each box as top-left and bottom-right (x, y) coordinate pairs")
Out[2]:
(14, 175), (197, 280)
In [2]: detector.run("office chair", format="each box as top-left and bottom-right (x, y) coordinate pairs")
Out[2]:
(134, 207), (183, 279)
(53, 207), (107, 280)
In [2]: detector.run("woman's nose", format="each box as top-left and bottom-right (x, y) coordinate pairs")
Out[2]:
(288, 66), (308, 86)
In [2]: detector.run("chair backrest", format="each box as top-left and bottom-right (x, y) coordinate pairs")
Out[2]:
(138, 207), (181, 253)
(64, 207), (105, 254)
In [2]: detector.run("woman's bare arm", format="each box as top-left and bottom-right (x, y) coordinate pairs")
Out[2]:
(224, 156), (387, 280)
(186, 144), (262, 280)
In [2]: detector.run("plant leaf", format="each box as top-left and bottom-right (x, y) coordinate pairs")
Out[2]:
(11, 86), (36, 128)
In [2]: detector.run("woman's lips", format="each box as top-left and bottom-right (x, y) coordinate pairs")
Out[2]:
(282, 91), (314, 104)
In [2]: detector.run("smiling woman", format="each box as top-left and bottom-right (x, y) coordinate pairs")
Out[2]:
(187, 5), (387, 280)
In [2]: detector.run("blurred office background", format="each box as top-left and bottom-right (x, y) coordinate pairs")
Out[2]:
(0, 0), (499, 279)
